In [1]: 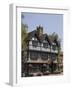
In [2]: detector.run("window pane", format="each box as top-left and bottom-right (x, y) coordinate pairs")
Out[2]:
(32, 41), (38, 47)
(43, 43), (48, 48)
(52, 45), (57, 50)
(41, 52), (48, 60)
(30, 51), (38, 60)
(51, 54), (56, 60)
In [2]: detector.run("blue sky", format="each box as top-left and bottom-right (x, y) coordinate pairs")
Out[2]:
(21, 12), (63, 50)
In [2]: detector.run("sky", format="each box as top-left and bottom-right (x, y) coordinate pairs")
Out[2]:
(21, 12), (63, 50)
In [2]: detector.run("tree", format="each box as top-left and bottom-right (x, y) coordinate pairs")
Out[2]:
(21, 14), (29, 76)
(21, 13), (28, 50)
(49, 32), (61, 71)
(49, 32), (58, 41)
(21, 23), (28, 65)
(21, 23), (28, 50)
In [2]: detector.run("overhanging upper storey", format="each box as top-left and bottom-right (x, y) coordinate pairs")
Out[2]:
(27, 26), (59, 53)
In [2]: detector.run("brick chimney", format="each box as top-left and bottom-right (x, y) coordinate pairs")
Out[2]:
(36, 25), (43, 37)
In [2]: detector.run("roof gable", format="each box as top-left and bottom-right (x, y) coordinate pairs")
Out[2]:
(28, 26), (60, 47)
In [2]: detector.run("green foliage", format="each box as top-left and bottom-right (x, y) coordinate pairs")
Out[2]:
(49, 32), (61, 71)
(49, 32), (59, 41)
(21, 23), (28, 50)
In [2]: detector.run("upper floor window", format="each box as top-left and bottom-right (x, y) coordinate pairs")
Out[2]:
(32, 37), (37, 40)
(32, 37), (34, 40)
(30, 51), (38, 60)
(32, 41), (38, 47)
(41, 52), (48, 60)
(43, 43), (48, 48)
(51, 54), (56, 61)
(52, 45), (57, 50)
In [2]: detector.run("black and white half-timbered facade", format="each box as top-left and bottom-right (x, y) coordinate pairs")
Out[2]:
(22, 26), (62, 77)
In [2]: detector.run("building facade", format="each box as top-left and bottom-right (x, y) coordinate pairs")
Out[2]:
(22, 26), (63, 77)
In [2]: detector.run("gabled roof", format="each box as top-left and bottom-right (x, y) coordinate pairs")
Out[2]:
(28, 30), (36, 40)
(28, 30), (60, 46)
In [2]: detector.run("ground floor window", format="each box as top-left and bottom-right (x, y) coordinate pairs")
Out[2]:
(28, 64), (41, 73)
(28, 64), (49, 73)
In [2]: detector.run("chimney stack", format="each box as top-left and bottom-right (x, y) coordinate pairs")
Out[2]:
(36, 25), (43, 37)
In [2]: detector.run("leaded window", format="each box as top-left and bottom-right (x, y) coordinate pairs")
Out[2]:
(48, 53), (51, 60)
(32, 41), (38, 47)
(30, 51), (38, 60)
(52, 45), (57, 50)
(43, 43), (48, 48)
(32, 65), (40, 73)
(29, 64), (40, 73)
(41, 52), (48, 60)
(51, 54), (56, 61)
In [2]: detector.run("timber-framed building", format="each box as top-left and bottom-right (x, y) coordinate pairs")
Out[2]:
(22, 26), (63, 77)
